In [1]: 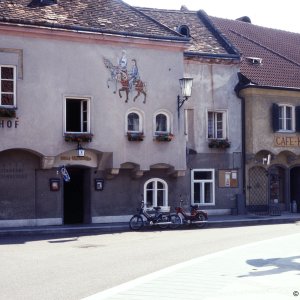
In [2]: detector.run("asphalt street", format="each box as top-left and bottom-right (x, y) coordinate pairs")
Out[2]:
(0, 223), (299, 300)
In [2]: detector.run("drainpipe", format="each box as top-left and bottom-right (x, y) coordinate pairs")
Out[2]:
(234, 73), (252, 212)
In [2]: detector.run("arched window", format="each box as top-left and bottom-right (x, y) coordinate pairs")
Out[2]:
(156, 113), (167, 132)
(154, 111), (172, 135)
(127, 111), (142, 132)
(144, 178), (168, 208)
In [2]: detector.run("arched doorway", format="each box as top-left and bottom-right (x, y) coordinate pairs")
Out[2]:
(248, 166), (268, 214)
(63, 166), (91, 224)
(290, 167), (300, 213)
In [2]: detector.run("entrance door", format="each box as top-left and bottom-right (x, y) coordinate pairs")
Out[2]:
(64, 167), (89, 224)
(290, 167), (300, 213)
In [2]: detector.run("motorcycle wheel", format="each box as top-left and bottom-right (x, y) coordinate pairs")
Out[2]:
(169, 213), (181, 229)
(157, 215), (169, 229)
(195, 212), (207, 228)
(129, 215), (144, 230)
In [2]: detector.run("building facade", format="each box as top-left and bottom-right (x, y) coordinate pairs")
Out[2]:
(211, 15), (300, 213)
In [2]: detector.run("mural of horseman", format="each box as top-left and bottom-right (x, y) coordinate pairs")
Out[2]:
(103, 51), (147, 103)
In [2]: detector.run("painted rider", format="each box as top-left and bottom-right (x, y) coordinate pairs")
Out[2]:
(129, 59), (140, 90)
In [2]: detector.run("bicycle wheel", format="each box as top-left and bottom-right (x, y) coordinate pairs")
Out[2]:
(169, 213), (181, 229)
(129, 215), (144, 230)
(157, 215), (169, 229)
(195, 212), (207, 228)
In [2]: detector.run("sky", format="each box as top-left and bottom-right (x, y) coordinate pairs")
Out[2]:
(125, 0), (300, 33)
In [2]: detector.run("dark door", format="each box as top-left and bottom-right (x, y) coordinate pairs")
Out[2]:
(290, 167), (300, 213)
(64, 167), (85, 224)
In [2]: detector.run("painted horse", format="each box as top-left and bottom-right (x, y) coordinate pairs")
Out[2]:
(103, 57), (147, 103)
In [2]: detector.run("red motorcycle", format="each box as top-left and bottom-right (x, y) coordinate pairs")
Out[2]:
(174, 199), (208, 228)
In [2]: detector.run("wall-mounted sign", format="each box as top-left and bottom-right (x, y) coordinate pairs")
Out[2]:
(95, 178), (104, 191)
(219, 170), (238, 188)
(274, 135), (300, 147)
(50, 178), (60, 191)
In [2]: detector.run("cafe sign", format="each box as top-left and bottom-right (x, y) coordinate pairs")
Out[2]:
(274, 135), (300, 147)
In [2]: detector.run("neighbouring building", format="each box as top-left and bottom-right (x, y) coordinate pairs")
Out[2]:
(210, 15), (300, 213)
(140, 7), (244, 215)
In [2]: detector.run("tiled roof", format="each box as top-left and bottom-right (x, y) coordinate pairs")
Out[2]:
(137, 7), (239, 58)
(0, 0), (186, 41)
(209, 16), (300, 89)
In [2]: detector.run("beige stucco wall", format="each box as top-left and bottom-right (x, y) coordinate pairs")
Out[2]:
(184, 61), (241, 153)
(241, 87), (300, 156)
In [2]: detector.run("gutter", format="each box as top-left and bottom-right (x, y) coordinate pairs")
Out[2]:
(0, 18), (190, 43)
(184, 51), (240, 61)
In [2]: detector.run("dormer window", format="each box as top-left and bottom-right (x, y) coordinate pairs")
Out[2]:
(178, 25), (190, 37)
(28, 0), (57, 7)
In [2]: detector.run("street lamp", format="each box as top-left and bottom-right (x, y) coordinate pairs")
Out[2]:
(178, 77), (193, 119)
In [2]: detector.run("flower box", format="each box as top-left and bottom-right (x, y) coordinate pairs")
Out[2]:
(208, 139), (230, 149)
(154, 133), (174, 142)
(64, 133), (93, 142)
(127, 132), (144, 141)
(0, 107), (17, 118)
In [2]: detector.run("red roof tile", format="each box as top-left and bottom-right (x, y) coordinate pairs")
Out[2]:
(209, 16), (300, 88)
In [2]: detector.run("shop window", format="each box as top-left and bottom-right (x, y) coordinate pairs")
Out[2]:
(0, 65), (16, 107)
(191, 169), (215, 205)
(144, 178), (168, 208)
(65, 98), (90, 133)
(207, 111), (227, 139)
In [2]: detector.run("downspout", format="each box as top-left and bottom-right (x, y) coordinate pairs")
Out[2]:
(234, 73), (252, 210)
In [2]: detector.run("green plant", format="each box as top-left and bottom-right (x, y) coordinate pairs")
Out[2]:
(64, 133), (93, 142)
(208, 139), (230, 149)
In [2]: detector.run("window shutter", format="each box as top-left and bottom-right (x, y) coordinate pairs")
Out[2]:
(272, 103), (279, 132)
(296, 106), (300, 132)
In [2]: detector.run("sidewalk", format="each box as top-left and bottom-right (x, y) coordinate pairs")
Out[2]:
(0, 212), (299, 236)
(83, 232), (300, 300)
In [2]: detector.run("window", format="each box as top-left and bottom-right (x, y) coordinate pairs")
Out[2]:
(144, 178), (168, 208)
(272, 103), (296, 132)
(279, 105), (294, 131)
(153, 110), (172, 135)
(191, 169), (215, 205)
(207, 111), (227, 139)
(65, 98), (90, 133)
(126, 110), (143, 133)
(0, 66), (16, 107)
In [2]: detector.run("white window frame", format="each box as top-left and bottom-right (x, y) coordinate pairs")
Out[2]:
(191, 169), (215, 206)
(126, 109), (144, 133)
(153, 110), (172, 135)
(278, 104), (295, 132)
(144, 178), (168, 208)
(0, 65), (16, 107)
(207, 110), (227, 140)
(64, 97), (91, 134)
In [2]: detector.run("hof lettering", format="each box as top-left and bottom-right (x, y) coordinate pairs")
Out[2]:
(0, 119), (19, 128)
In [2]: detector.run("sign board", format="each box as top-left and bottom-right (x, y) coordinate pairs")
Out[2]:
(219, 170), (238, 188)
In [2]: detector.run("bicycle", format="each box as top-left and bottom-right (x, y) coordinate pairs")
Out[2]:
(129, 200), (180, 230)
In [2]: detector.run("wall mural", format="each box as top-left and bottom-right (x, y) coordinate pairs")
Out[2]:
(103, 50), (147, 103)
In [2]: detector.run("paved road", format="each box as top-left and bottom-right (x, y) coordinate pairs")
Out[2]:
(1, 223), (300, 299)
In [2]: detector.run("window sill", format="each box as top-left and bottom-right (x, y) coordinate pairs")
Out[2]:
(64, 133), (93, 142)
(127, 132), (144, 141)
(0, 107), (17, 118)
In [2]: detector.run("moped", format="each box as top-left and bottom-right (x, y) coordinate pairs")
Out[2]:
(174, 200), (208, 228)
(129, 200), (179, 230)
